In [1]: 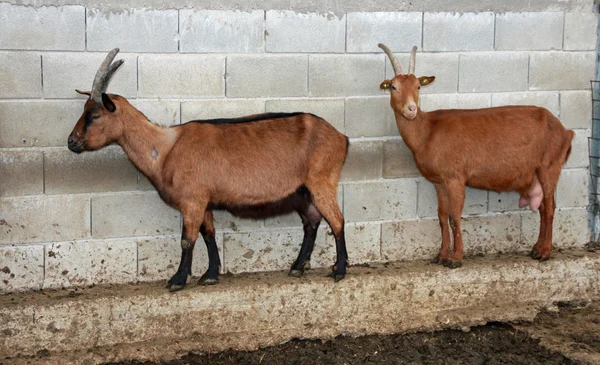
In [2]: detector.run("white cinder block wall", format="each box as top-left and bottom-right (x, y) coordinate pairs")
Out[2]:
(0, 0), (596, 292)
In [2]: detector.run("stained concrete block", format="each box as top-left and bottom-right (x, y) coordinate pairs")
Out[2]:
(263, 188), (343, 229)
(347, 12), (422, 53)
(521, 208), (589, 247)
(564, 129), (590, 169)
(0, 245), (44, 293)
(423, 12), (494, 51)
(309, 55), (385, 97)
(341, 140), (383, 181)
(212, 210), (264, 232)
(381, 219), (441, 262)
(87, 8), (178, 52)
(459, 52), (529, 93)
(265, 98), (345, 133)
(42, 53), (137, 99)
(139, 54), (225, 98)
(384, 53), (459, 95)
(345, 97), (397, 138)
(137, 234), (225, 282)
(266, 10), (345, 53)
(91, 193), (180, 239)
(44, 239), (137, 289)
(560, 90), (592, 129)
(0, 100), (83, 147)
(418, 181), (488, 218)
(0, 150), (44, 197)
(226, 55), (308, 97)
(460, 213), (522, 255)
(0, 195), (90, 244)
(180, 10), (264, 53)
(529, 52), (596, 91)
(491, 91), (560, 117)
(181, 99), (265, 121)
(44, 147), (139, 195)
(0, 52), (42, 98)
(0, 4), (85, 51)
(344, 178), (418, 222)
(557, 168), (589, 208)
(488, 191), (524, 213)
(564, 12), (598, 51)
(495, 12), (564, 51)
(419, 93), (491, 111)
(129, 100), (181, 127)
(382, 139), (420, 178)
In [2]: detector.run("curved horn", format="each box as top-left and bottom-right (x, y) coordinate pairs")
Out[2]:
(91, 48), (124, 102)
(378, 43), (402, 75)
(408, 46), (417, 75)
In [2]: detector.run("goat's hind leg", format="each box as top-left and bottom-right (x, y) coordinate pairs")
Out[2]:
(199, 210), (221, 285)
(289, 203), (322, 278)
(531, 166), (560, 261)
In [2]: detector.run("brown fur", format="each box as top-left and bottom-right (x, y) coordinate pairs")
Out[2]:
(381, 73), (574, 266)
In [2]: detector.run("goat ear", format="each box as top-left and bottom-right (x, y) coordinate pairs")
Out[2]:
(102, 93), (116, 113)
(419, 76), (435, 86)
(380, 80), (392, 90)
(76, 89), (92, 96)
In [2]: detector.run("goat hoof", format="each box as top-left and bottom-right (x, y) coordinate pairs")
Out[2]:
(530, 250), (541, 260)
(199, 272), (219, 286)
(431, 256), (448, 265)
(444, 260), (462, 269)
(288, 269), (304, 278)
(328, 265), (346, 282)
(168, 284), (185, 292)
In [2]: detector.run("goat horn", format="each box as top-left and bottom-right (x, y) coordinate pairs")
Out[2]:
(378, 43), (402, 75)
(91, 48), (123, 102)
(408, 46), (417, 75)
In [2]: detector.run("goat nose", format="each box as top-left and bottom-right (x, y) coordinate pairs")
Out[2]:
(68, 135), (74, 144)
(408, 104), (417, 112)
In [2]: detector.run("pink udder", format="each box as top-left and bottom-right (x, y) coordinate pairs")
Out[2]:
(519, 178), (543, 212)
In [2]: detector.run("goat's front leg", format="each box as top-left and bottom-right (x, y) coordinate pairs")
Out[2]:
(445, 180), (466, 269)
(167, 208), (204, 292)
(432, 183), (451, 264)
(199, 210), (221, 285)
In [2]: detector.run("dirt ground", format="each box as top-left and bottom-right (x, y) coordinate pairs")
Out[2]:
(112, 301), (600, 365)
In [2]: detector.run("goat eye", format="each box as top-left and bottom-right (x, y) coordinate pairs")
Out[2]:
(91, 115), (101, 120)
(391, 85), (397, 90)
(418, 86), (421, 90)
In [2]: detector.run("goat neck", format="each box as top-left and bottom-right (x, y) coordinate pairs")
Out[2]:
(393, 107), (431, 154)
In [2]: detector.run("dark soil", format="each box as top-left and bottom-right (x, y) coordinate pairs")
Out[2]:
(113, 323), (570, 365)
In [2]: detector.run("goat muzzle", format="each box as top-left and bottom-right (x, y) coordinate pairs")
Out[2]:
(67, 134), (84, 153)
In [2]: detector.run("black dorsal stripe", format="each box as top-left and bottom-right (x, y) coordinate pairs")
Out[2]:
(186, 112), (319, 125)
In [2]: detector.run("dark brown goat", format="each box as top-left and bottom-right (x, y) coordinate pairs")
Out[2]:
(378, 43), (574, 267)
(68, 49), (350, 291)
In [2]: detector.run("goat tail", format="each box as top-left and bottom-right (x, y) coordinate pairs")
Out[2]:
(343, 137), (350, 164)
(564, 130), (575, 163)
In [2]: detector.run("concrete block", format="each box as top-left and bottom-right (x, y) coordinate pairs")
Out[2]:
(345, 97), (397, 138)
(341, 140), (383, 181)
(181, 99), (265, 122)
(418, 181), (488, 218)
(44, 239), (137, 289)
(461, 213), (522, 255)
(344, 179), (418, 222)
(265, 98), (345, 133)
(341, 222), (382, 264)
(557, 168), (588, 208)
(129, 100), (181, 127)
(384, 53), (459, 95)
(87, 8), (178, 52)
(44, 147), (139, 195)
(0, 52), (41, 98)
(0, 150), (44, 197)
(530, 52), (595, 91)
(309, 55), (385, 97)
(521, 208), (589, 247)
(0, 245), (44, 293)
(459, 52), (529, 93)
(381, 219), (441, 262)
(263, 188), (343, 229)
(213, 210), (264, 232)
(423, 12), (494, 51)
(491, 91), (560, 117)
(226, 55), (307, 98)
(0, 4), (85, 51)
(43, 53), (137, 99)
(346, 12), (422, 53)
(495, 12), (564, 51)
(420, 93), (491, 111)
(382, 139), (420, 178)
(0, 195), (90, 244)
(488, 191), (524, 212)
(0, 100), (83, 147)
(266, 10), (345, 53)
(139, 54), (225, 98)
(137, 234), (225, 282)
(564, 12), (598, 51)
(564, 129), (590, 169)
(180, 10), (264, 53)
(560, 90), (592, 129)
(91, 193), (180, 239)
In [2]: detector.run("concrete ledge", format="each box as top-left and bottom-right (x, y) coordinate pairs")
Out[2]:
(1, 250), (599, 364)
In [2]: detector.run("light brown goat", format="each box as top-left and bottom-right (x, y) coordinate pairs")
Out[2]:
(379, 43), (574, 267)
(68, 49), (350, 291)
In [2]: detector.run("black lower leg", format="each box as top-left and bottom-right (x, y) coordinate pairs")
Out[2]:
(199, 225), (220, 285)
(329, 227), (348, 282)
(167, 228), (195, 291)
(289, 219), (320, 277)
